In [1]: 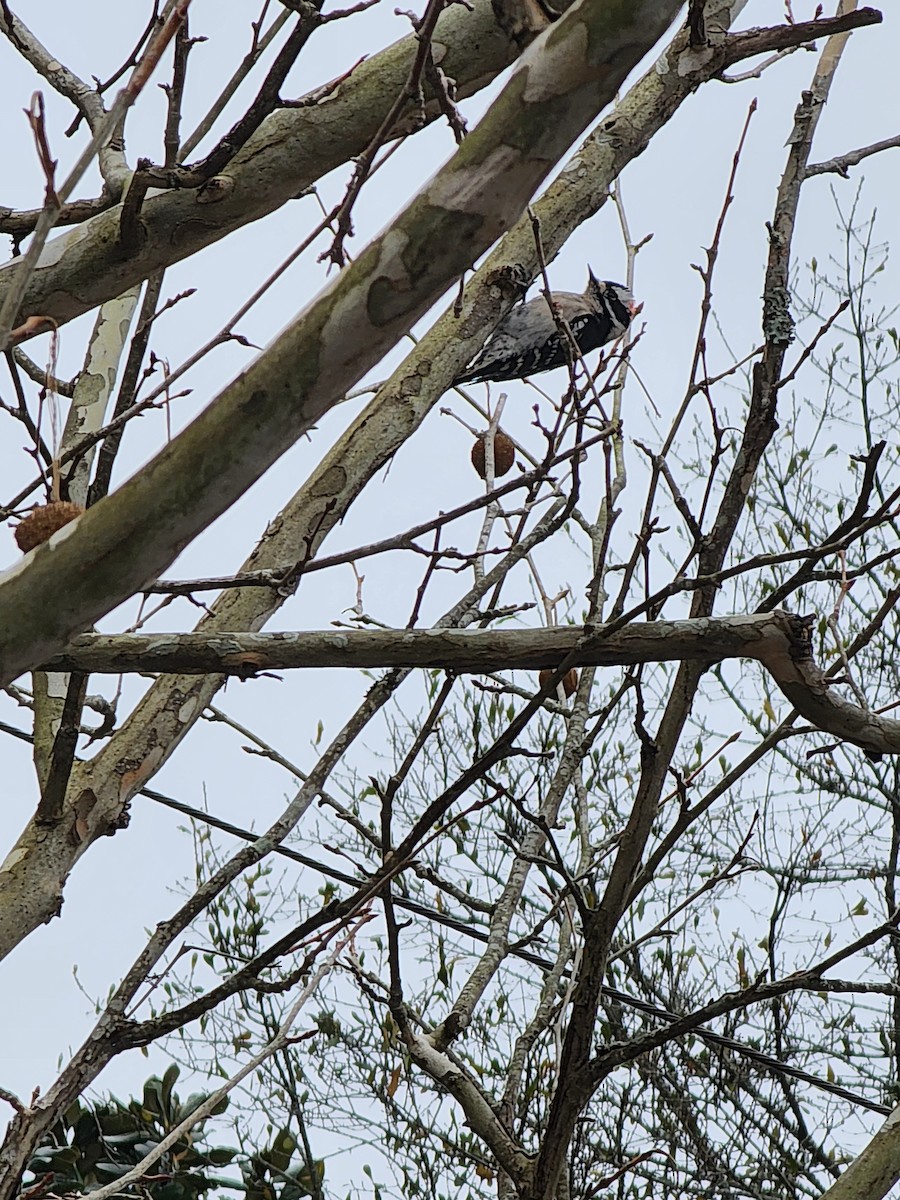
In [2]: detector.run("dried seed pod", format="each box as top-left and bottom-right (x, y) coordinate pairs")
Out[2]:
(14, 501), (84, 553)
(471, 429), (515, 479)
(539, 667), (579, 698)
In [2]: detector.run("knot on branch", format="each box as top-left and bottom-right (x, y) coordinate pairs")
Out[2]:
(777, 608), (815, 664)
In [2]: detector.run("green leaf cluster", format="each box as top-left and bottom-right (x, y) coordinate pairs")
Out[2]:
(20, 1066), (326, 1200)
(20, 1066), (232, 1200)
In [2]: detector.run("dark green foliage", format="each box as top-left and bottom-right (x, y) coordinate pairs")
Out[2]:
(18, 1067), (324, 1200)
(21, 1066), (232, 1200)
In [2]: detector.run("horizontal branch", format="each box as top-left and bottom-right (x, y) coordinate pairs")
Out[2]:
(41, 610), (900, 756)
(41, 613), (782, 673)
(0, 0), (684, 688)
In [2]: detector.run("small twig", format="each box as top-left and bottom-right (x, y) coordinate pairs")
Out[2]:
(0, 0), (193, 351)
(160, 16), (199, 168)
(83, 2), (164, 102)
(719, 42), (814, 83)
(320, 0), (380, 21)
(0, 1087), (26, 1115)
(825, 549), (867, 709)
(135, 287), (197, 338)
(805, 132), (900, 177)
(634, 440), (703, 544)
(322, 0), (448, 266)
(757, 440), (889, 613)
(24, 92), (59, 209)
(3, 349), (53, 476)
(688, 344), (764, 397)
(86, 272), (167, 506)
(11, 347), (75, 397)
(773, 296), (850, 391)
(423, 55), (467, 143)
(611, 818), (759, 961)
(179, 4), (291, 159)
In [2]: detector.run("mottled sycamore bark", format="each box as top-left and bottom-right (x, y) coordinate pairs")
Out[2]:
(0, 0), (684, 962)
(0, 0), (571, 335)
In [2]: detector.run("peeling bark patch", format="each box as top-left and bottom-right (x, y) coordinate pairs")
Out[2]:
(0, 847), (27, 873)
(71, 789), (98, 844)
(177, 693), (201, 724)
(310, 466), (347, 497)
(431, 146), (522, 211)
(521, 21), (589, 101)
(403, 212), (484, 292)
(427, 158), (540, 245)
(120, 746), (165, 796)
(367, 272), (415, 327)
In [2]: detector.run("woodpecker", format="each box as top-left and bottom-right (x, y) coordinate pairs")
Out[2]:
(454, 272), (635, 386)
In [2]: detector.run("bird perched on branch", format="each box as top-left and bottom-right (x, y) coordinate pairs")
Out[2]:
(453, 272), (635, 386)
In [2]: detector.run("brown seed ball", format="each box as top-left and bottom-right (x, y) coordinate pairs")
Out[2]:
(539, 667), (579, 698)
(471, 430), (515, 479)
(14, 501), (85, 553)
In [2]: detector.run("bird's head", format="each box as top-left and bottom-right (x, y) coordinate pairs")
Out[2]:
(587, 270), (636, 326)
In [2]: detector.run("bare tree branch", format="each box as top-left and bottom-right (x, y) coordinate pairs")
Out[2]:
(0, 0), (684, 683)
(806, 132), (900, 177)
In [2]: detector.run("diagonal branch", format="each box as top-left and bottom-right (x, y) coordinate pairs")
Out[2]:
(0, 0), (572, 331)
(0, 0), (684, 684)
(805, 131), (900, 177)
(819, 1104), (900, 1200)
(0, 6), (879, 338)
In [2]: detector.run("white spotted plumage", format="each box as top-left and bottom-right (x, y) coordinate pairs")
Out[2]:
(454, 272), (635, 386)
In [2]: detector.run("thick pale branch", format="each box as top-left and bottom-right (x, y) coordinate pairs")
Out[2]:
(0, 0), (682, 688)
(819, 1105), (900, 1200)
(0, 7), (879, 338)
(405, 1033), (534, 1186)
(37, 611), (900, 756)
(0, 0), (570, 333)
(26, 610), (807, 672)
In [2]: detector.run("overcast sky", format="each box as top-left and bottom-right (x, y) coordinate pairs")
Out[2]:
(1, 0), (899, 1188)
